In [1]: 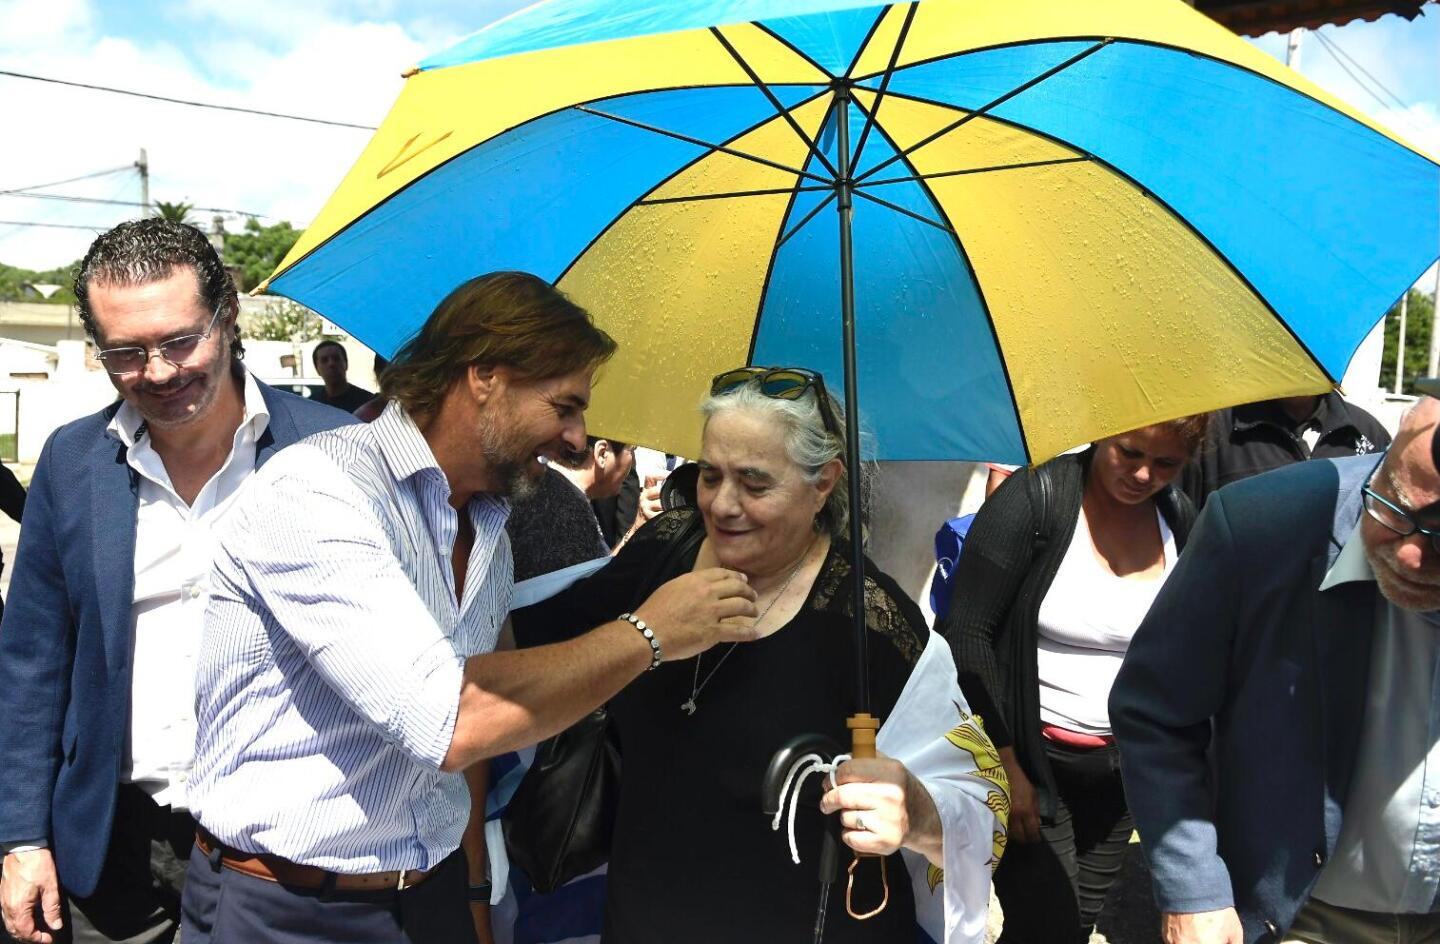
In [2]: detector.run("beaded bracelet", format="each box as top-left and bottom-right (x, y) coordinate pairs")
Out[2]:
(619, 612), (661, 671)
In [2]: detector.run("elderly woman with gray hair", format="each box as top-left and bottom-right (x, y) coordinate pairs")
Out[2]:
(513, 367), (1002, 943)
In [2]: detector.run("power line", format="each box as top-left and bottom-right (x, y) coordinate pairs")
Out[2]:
(0, 69), (379, 131)
(0, 190), (267, 219)
(0, 219), (112, 231)
(0, 165), (134, 196)
(1313, 30), (1411, 112)
(1310, 30), (1411, 114)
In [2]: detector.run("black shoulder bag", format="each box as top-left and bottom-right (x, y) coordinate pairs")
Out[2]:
(503, 515), (705, 893)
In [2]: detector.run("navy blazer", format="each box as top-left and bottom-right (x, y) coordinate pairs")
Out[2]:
(1110, 454), (1377, 943)
(0, 379), (356, 897)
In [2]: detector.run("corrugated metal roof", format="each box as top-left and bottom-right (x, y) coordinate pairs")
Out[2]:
(1195, 0), (1428, 35)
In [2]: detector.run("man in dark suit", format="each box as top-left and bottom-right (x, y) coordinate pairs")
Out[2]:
(0, 219), (353, 944)
(1112, 396), (1440, 944)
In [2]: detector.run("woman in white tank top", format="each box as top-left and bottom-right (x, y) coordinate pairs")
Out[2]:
(940, 415), (1208, 943)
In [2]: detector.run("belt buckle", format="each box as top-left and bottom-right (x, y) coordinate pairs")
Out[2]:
(397, 869), (410, 892)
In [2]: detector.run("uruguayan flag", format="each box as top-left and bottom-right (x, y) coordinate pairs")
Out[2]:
(491, 565), (1008, 944)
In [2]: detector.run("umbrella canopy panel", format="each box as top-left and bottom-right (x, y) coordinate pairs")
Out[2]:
(266, 0), (1439, 464)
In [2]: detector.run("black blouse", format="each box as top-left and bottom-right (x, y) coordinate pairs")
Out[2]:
(514, 508), (929, 943)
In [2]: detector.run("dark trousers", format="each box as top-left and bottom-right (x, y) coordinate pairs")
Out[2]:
(0, 784), (195, 944)
(993, 739), (1133, 944)
(180, 844), (476, 944)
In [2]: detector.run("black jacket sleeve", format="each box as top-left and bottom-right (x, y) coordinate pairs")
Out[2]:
(935, 468), (1043, 748)
(0, 464), (25, 524)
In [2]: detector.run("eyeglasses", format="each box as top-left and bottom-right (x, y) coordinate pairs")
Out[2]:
(1361, 460), (1440, 552)
(709, 366), (841, 437)
(93, 306), (225, 376)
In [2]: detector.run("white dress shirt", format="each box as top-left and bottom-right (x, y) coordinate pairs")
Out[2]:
(188, 401), (510, 873)
(1312, 519), (1440, 914)
(115, 370), (270, 809)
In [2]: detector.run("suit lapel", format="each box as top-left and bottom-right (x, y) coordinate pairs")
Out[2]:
(92, 432), (140, 684)
(1309, 457), (1380, 844)
(256, 380), (299, 467)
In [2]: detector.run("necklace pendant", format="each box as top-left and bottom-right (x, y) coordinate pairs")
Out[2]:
(680, 698), (697, 715)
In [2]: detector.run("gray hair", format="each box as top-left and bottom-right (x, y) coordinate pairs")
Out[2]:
(700, 380), (860, 539)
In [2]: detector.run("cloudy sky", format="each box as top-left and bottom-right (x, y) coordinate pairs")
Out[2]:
(1, 0), (1436, 296)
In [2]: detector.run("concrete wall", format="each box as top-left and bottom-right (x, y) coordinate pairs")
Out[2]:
(9, 341), (116, 463)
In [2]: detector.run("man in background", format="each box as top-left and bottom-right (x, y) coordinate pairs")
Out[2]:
(1182, 392), (1389, 507)
(311, 339), (374, 413)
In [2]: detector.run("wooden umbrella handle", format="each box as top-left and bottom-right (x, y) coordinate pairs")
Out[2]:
(846, 712), (879, 759)
(844, 712), (890, 919)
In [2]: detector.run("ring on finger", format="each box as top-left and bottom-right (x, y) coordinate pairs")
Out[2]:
(854, 813), (867, 833)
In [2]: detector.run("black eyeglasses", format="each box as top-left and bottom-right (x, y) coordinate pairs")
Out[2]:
(1361, 460), (1440, 552)
(709, 366), (841, 436)
(94, 306), (224, 376)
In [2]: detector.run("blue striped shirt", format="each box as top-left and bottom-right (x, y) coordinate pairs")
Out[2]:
(188, 402), (511, 872)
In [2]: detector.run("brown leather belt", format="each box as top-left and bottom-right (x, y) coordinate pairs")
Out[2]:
(195, 827), (435, 892)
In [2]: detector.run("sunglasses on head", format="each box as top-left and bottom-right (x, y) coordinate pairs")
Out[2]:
(709, 366), (841, 436)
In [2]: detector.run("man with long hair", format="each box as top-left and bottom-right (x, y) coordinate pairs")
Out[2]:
(180, 272), (759, 943)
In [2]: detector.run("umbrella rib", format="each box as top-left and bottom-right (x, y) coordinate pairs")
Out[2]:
(708, 27), (839, 180)
(775, 190), (838, 248)
(853, 38), (1113, 186)
(859, 156), (1091, 187)
(851, 188), (954, 234)
(575, 106), (831, 185)
(638, 184), (832, 206)
(848, 3), (917, 174)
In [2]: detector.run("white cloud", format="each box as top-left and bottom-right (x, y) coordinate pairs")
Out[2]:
(1, 2), (1434, 277)
(0, 0), (93, 49)
(0, 3), (453, 269)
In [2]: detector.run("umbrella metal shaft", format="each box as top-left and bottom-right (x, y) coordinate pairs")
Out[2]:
(833, 83), (870, 717)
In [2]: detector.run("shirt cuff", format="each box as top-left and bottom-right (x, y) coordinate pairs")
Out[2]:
(2, 840), (47, 854)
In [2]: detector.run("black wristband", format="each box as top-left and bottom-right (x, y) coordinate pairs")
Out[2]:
(469, 880), (492, 903)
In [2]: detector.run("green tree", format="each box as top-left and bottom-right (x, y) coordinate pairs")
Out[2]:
(241, 299), (321, 342)
(224, 219), (301, 292)
(1379, 287), (1437, 395)
(0, 260), (80, 304)
(154, 200), (194, 223)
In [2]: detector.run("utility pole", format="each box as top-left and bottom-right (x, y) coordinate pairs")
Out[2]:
(1395, 290), (1409, 394)
(1286, 28), (1304, 69)
(136, 148), (150, 217)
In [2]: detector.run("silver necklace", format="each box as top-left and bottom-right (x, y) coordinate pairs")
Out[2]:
(680, 541), (813, 715)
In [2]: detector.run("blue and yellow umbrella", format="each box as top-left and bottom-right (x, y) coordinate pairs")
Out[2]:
(267, 5), (1438, 898)
(264, 0), (1438, 467)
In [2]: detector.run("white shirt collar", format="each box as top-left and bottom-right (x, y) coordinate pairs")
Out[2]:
(106, 368), (271, 448)
(371, 400), (510, 521)
(1319, 518), (1374, 591)
(371, 399), (439, 483)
